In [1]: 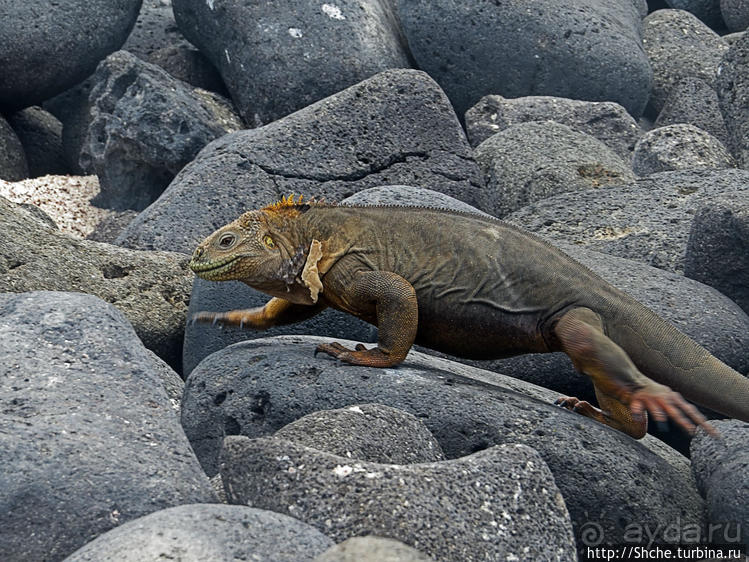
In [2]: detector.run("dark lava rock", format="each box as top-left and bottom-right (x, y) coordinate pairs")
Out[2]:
(173, 0), (411, 126)
(690, 420), (749, 551)
(0, 115), (29, 181)
(465, 94), (641, 160)
(182, 334), (702, 556)
(274, 403), (445, 463)
(313, 536), (434, 562)
(0, 196), (193, 370)
(474, 121), (635, 217)
(632, 124), (735, 175)
(63, 504), (333, 561)
(665, 0), (725, 28)
(0, 291), (215, 562)
(115, 69), (483, 253)
(506, 168), (749, 273)
(80, 51), (242, 211)
(221, 436), (576, 561)
(398, 0), (652, 118)
(685, 195), (749, 315)
(716, 32), (749, 168)
(121, 0), (189, 60)
(5, 106), (67, 177)
(642, 9), (728, 115)
(654, 77), (730, 147)
(0, 0), (142, 109)
(721, 0), (749, 32)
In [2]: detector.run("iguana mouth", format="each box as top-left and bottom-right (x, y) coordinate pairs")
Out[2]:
(190, 255), (240, 276)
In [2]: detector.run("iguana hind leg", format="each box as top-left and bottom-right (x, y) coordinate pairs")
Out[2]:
(553, 307), (713, 438)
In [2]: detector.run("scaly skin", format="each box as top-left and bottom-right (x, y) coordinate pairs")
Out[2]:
(189, 197), (749, 438)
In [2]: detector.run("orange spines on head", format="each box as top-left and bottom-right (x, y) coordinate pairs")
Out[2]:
(263, 193), (305, 215)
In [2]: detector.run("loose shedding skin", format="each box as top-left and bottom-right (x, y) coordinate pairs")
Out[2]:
(189, 197), (749, 439)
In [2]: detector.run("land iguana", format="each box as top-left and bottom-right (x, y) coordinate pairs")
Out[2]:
(189, 195), (749, 438)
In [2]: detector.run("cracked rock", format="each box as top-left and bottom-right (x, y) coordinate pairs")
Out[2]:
(116, 69), (484, 253)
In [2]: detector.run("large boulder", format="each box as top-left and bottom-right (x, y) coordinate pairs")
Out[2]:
(5, 107), (67, 178)
(182, 334), (703, 557)
(474, 121), (635, 217)
(721, 0), (749, 32)
(0, 196), (192, 370)
(0, 291), (215, 561)
(642, 9), (728, 114)
(716, 32), (749, 168)
(115, 69), (484, 253)
(664, 0), (724, 28)
(506, 168), (749, 273)
(173, 0), (411, 126)
(80, 51), (242, 211)
(398, 0), (652, 118)
(0, 116), (28, 181)
(0, 0), (142, 109)
(63, 504), (333, 562)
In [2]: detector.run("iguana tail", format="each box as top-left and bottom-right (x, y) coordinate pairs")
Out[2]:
(609, 300), (749, 422)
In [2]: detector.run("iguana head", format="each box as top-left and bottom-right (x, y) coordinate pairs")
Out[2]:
(189, 197), (324, 304)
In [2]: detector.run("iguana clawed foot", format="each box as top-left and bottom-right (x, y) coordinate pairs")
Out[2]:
(190, 311), (225, 327)
(315, 341), (397, 367)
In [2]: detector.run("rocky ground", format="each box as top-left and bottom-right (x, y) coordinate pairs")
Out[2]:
(1, 0), (749, 560)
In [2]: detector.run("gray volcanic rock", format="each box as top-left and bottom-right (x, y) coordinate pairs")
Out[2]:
(716, 32), (749, 167)
(116, 69), (483, 253)
(474, 121), (635, 217)
(690, 420), (749, 550)
(632, 124), (735, 175)
(63, 504), (333, 562)
(398, 0), (652, 118)
(665, 0), (724, 28)
(173, 0), (411, 126)
(121, 0), (189, 60)
(274, 404), (445, 463)
(0, 196), (193, 370)
(0, 0), (142, 109)
(685, 195), (749, 315)
(0, 116), (29, 181)
(182, 334), (703, 557)
(5, 107), (67, 178)
(506, 168), (749, 273)
(80, 51), (241, 211)
(314, 537), (434, 562)
(465, 95), (641, 159)
(0, 291), (215, 562)
(642, 9), (728, 114)
(721, 0), (749, 32)
(221, 437), (576, 561)
(654, 77), (730, 147)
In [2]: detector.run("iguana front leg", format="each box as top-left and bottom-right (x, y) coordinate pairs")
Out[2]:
(191, 297), (327, 329)
(316, 270), (418, 367)
(553, 307), (715, 438)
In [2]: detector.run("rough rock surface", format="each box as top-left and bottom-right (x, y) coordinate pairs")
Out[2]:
(313, 537), (434, 562)
(642, 9), (728, 114)
(506, 168), (749, 273)
(685, 195), (749, 315)
(5, 107), (67, 178)
(273, 404), (445, 464)
(465, 95), (641, 159)
(221, 437), (576, 561)
(0, 196), (192, 369)
(173, 0), (411, 126)
(721, 0), (749, 32)
(182, 334), (703, 557)
(690, 420), (749, 550)
(0, 291), (215, 562)
(654, 77), (730, 147)
(0, 115), (29, 181)
(665, 0), (725, 28)
(399, 0), (651, 118)
(0, 0), (142, 109)
(80, 51), (242, 210)
(474, 121), (635, 217)
(64, 504), (334, 562)
(632, 124), (735, 175)
(115, 69), (483, 253)
(716, 32), (749, 167)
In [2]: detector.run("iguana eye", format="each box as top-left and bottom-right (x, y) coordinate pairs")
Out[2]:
(263, 235), (276, 249)
(218, 233), (236, 248)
